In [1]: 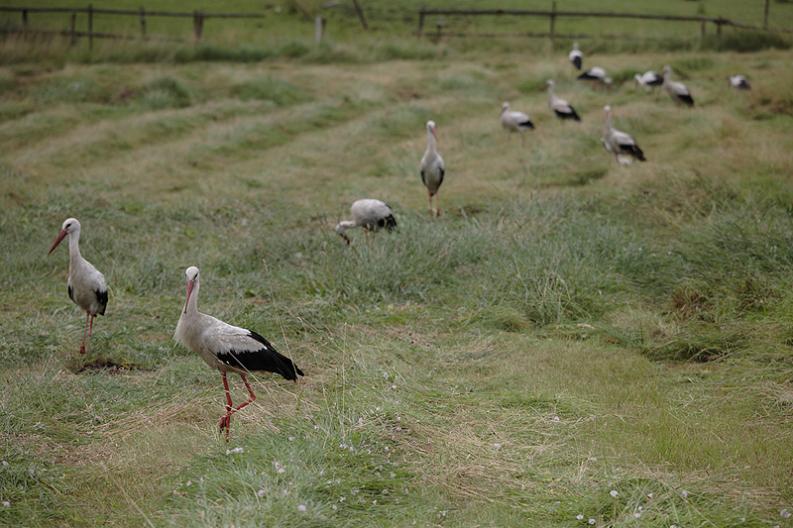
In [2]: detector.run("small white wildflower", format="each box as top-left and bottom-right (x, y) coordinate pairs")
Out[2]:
(372, 500), (377, 505)
(339, 442), (347, 450)
(440, 510), (447, 517)
(332, 505), (338, 511)
(297, 504), (307, 512)
(670, 525), (678, 528)
(647, 493), (654, 499)
(1, 460), (8, 467)
(680, 490), (689, 499)
(390, 384), (397, 390)
(1, 501), (9, 508)
(552, 415), (561, 422)
(633, 512), (641, 519)
(384, 446), (390, 452)
(225, 447), (244, 455)
(492, 443), (502, 450)
(339, 496), (346, 502)
(588, 518), (596, 525)
(185, 480), (192, 487)
(288, 436), (295, 442)
(576, 514), (584, 520)
(781, 509), (791, 519)
(376, 406), (382, 412)
(273, 461), (285, 474)
(256, 489), (266, 498)
(610, 489), (619, 498)
(383, 372), (389, 379)
(351, 488), (359, 495)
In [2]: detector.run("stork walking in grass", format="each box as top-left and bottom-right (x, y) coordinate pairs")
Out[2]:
(174, 266), (303, 440)
(578, 66), (612, 87)
(547, 80), (581, 122)
(568, 42), (583, 71)
(728, 75), (751, 90)
(335, 199), (397, 244)
(602, 105), (646, 165)
(48, 218), (108, 355)
(662, 66), (694, 106)
(634, 71), (663, 91)
(420, 120), (445, 217)
(500, 102), (534, 145)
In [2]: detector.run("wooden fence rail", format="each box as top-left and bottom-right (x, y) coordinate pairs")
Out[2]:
(0, 4), (269, 48)
(417, 6), (793, 40)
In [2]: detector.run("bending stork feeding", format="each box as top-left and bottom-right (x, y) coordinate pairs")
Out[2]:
(546, 80), (581, 122)
(568, 42), (583, 70)
(602, 105), (646, 165)
(662, 66), (694, 106)
(419, 120), (446, 217)
(174, 266), (304, 440)
(48, 218), (108, 355)
(578, 66), (612, 87)
(634, 71), (663, 90)
(728, 75), (751, 90)
(335, 199), (397, 244)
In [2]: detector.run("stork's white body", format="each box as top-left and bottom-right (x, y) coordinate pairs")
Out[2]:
(578, 67), (612, 86)
(547, 80), (580, 121)
(335, 199), (396, 243)
(729, 75), (751, 90)
(601, 105), (645, 165)
(500, 103), (534, 133)
(634, 71), (663, 90)
(568, 43), (583, 70)
(663, 66), (694, 106)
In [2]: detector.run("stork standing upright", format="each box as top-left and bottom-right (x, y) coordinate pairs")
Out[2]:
(601, 105), (646, 165)
(174, 266), (304, 440)
(419, 120), (445, 217)
(48, 218), (108, 355)
(547, 80), (581, 122)
(662, 66), (694, 106)
(568, 42), (583, 71)
(500, 102), (534, 145)
(335, 199), (397, 244)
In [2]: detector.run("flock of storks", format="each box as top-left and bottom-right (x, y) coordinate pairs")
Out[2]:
(47, 43), (752, 439)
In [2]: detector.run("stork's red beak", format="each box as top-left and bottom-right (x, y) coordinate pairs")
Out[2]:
(431, 126), (438, 141)
(48, 229), (67, 255)
(184, 279), (195, 314)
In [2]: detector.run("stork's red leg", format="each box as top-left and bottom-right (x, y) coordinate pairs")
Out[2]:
(79, 312), (89, 354)
(219, 371), (234, 440)
(232, 374), (257, 414)
(88, 315), (95, 337)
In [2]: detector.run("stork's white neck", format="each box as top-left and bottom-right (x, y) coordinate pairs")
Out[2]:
(185, 279), (200, 314)
(337, 219), (356, 232)
(604, 111), (613, 133)
(426, 129), (437, 153)
(68, 228), (82, 267)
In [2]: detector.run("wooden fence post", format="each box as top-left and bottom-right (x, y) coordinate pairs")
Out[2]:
(417, 8), (425, 37)
(715, 17), (723, 37)
(70, 12), (77, 45)
(763, 0), (770, 30)
(139, 7), (147, 38)
(315, 15), (324, 44)
(21, 9), (28, 32)
(549, 1), (557, 46)
(700, 18), (706, 38)
(193, 10), (204, 41)
(351, 0), (368, 30)
(87, 4), (94, 50)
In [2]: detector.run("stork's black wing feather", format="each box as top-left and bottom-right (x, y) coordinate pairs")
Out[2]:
(95, 289), (108, 315)
(420, 169), (426, 186)
(438, 167), (445, 188)
(677, 93), (694, 106)
(619, 143), (646, 161)
(68, 284), (74, 302)
(555, 108), (581, 122)
(217, 331), (304, 381)
(572, 56), (582, 70)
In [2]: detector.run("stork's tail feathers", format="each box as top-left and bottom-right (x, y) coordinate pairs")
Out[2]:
(577, 72), (596, 80)
(624, 144), (646, 161)
(244, 331), (305, 381)
(519, 120), (534, 129)
(678, 94), (695, 107)
(380, 214), (397, 231)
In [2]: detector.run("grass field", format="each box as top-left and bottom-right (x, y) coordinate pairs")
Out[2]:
(2, 8), (793, 527)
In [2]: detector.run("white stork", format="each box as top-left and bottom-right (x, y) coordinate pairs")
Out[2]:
(662, 66), (694, 106)
(48, 218), (108, 355)
(568, 42), (583, 70)
(500, 102), (534, 144)
(174, 266), (304, 440)
(335, 199), (397, 244)
(420, 120), (445, 217)
(546, 80), (581, 122)
(602, 105), (646, 165)
(578, 66), (612, 87)
(728, 75), (751, 90)
(634, 71), (663, 90)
